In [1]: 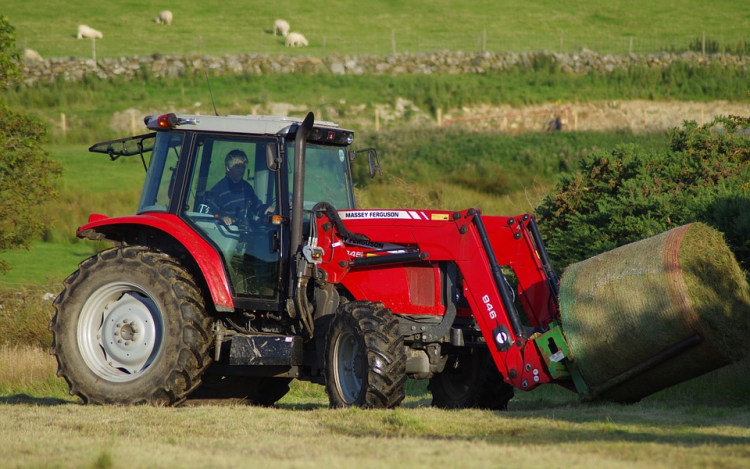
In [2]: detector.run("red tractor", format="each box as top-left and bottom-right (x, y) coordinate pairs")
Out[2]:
(51, 112), (575, 408)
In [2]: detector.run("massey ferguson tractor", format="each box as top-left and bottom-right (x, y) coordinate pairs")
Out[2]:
(48, 112), (618, 407)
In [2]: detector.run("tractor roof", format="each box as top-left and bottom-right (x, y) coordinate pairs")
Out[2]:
(144, 113), (350, 136)
(91, 113), (355, 159)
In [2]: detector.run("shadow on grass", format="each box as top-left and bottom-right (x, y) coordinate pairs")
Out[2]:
(276, 402), (327, 411)
(0, 394), (74, 406)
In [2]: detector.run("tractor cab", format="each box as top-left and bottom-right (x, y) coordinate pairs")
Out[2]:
(90, 113), (359, 304)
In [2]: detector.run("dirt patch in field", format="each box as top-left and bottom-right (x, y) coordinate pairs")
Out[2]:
(108, 100), (750, 135)
(440, 100), (750, 133)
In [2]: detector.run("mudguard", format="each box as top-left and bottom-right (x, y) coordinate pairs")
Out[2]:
(77, 213), (234, 310)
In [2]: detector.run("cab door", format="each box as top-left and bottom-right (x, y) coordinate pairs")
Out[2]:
(180, 133), (284, 302)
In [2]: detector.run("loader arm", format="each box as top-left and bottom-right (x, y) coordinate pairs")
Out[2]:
(315, 208), (565, 391)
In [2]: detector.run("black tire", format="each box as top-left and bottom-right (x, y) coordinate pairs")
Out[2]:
(188, 368), (291, 406)
(428, 347), (514, 410)
(324, 301), (406, 408)
(50, 246), (214, 406)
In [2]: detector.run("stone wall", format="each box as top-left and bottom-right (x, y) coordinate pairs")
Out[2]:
(20, 50), (750, 86)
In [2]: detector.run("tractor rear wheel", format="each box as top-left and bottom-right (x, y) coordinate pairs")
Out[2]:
(429, 347), (514, 410)
(324, 301), (406, 408)
(50, 246), (214, 406)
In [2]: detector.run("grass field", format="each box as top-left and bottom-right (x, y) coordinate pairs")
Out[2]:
(5, 0), (750, 57)
(2, 346), (749, 469)
(1, 400), (748, 469)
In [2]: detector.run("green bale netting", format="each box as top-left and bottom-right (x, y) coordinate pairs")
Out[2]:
(559, 222), (750, 402)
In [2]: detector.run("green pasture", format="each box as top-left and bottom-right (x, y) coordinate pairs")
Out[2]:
(5, 0), (750, 58)
(0, 144), (144, 288)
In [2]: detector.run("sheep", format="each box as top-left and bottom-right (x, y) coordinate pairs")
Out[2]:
(285, 32), (308, 47)
(23, 49), (43, 61)
(77, 24), (103, 39)
(155, 10), (173, 25)
(273, 19), (290, 37)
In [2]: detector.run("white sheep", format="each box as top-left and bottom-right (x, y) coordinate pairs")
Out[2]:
(24, 49), (43, 61)
(155, 10), (173, 25)
(285, 32), (308, 47)
(273, 19), (290, 37)
(77, 24), (103, 39)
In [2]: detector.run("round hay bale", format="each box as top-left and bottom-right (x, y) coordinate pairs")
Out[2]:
(559, 222), (750, 402)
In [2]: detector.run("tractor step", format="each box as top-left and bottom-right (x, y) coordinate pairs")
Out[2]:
(229, 334), (304, 366)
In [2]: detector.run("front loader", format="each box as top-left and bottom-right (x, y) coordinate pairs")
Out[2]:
(50, 111), (743, 408)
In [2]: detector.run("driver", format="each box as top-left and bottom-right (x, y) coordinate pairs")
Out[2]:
(207, 149), (272, 225)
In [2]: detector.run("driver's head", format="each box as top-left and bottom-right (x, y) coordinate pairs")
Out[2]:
(225, 150), (248, 183)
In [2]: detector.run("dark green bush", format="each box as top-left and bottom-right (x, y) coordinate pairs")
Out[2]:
(0, 17), (63, 273)
(536, 116), (750, 272)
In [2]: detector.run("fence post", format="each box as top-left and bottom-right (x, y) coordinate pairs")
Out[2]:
(483, 28), (486, 52)
(259, 31), (263, 54)
(92, 38), (96, 61)
(323, 36), (326, 54)
(61, 113), (67, 138)
(391, 29), (396, 55)
(559, 30), (563, 53)
(437, 108), (442, 126)
(629, 37), (634, 54)
(375, 108), (380, 132)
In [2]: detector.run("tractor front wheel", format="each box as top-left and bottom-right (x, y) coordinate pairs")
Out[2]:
(324, 301), (406, 408)
(428, 347), (514, 410)
(50, 246), (214, 405)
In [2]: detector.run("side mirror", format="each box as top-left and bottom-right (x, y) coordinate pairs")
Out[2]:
(349, 148), (382, 178)
(266, 143), (279, 171)
(367, 149), (382, 178)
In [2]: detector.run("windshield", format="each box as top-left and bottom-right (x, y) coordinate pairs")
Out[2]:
(286, 142), (355, 211)
(137, 132), (185, 213)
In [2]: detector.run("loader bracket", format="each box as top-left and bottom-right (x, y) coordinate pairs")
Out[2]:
(533, 322), (588, 393)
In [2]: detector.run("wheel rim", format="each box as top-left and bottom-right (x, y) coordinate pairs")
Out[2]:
(77, 282), (163, 382)
(333, 330), (365, 404)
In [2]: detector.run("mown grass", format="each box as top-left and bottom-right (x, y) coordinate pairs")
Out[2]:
(0, 367), (749, 469)
(5, 0), (750, 57)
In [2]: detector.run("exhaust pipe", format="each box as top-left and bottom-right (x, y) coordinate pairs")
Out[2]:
(288, 112), (315, 325)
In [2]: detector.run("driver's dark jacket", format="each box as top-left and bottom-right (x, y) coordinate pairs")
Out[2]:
(207, 176), (267, 220)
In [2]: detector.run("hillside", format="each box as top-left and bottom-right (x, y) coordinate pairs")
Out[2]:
(5, 0), (750, 58)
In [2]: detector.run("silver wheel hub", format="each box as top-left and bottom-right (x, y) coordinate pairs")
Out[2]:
(78, 283), (163, 382)
(99, 293), (158, 373)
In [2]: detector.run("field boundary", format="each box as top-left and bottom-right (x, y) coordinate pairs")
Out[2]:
(19, 50), (750, 86)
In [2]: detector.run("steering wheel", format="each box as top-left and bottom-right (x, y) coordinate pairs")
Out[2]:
(233, 215), (271, 234)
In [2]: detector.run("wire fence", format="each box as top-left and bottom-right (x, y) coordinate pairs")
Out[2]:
(20, 30), (750, 60)
(321, 31), (750, 57)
